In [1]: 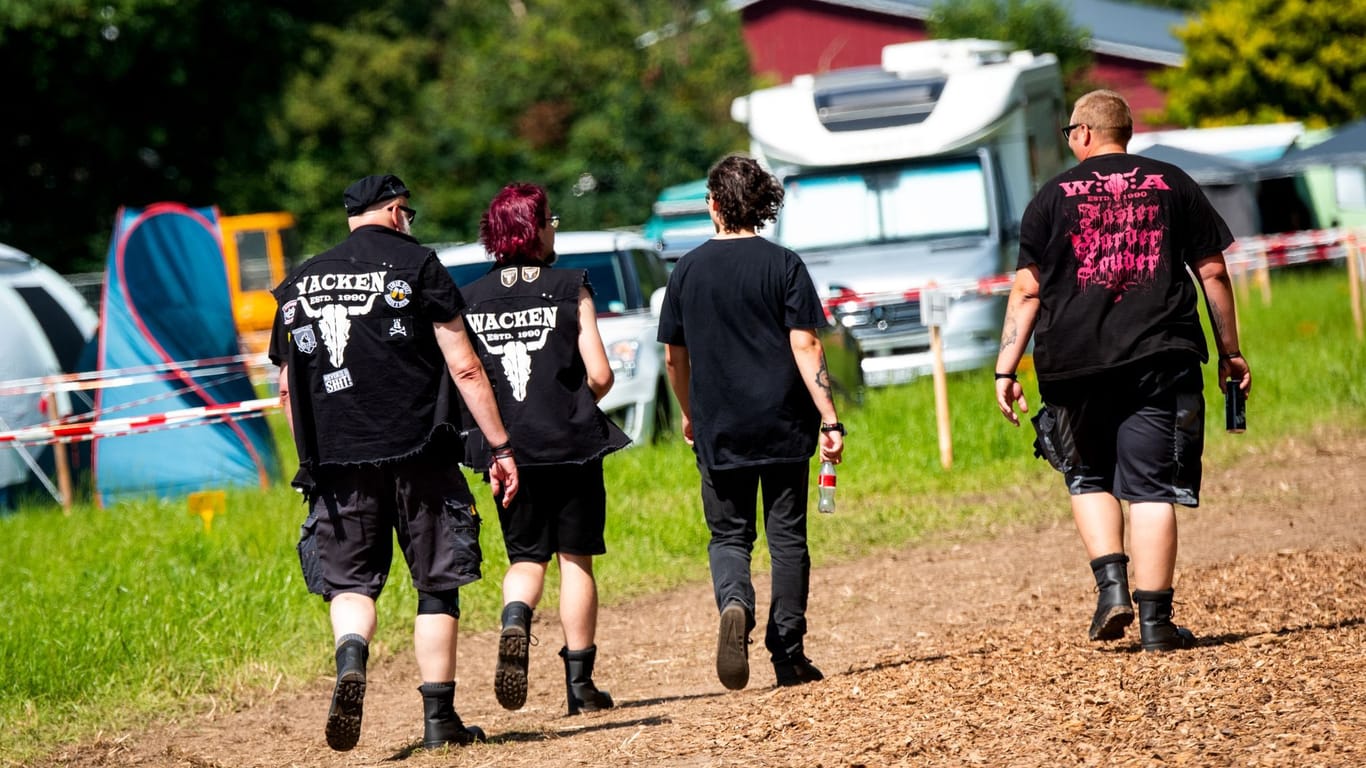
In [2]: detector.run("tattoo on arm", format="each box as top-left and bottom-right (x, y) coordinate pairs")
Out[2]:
(1000, 321), (1018, 353)
(814, 356), (833, 400)
(1208, 310), (1226, 343)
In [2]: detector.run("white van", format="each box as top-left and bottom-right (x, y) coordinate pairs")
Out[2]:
(730, 39), (1069, 388)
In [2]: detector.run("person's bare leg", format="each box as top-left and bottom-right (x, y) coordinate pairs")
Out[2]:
(415, 612), (485, 746)
(503, 560), (549, 610)
(1071, 491), (1125, 558)
(1072, 493), (1134, 641)
(1127, 501), (1178, 591)
(558, 554), (598, 650)
(557, 553), (613, 713)
(330, 592), (377, 644)
(1127, 500), (1194, 650)
(413, 613), (457, 682)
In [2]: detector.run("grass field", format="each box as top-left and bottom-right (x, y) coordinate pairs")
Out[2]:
(1, 265), (1363, 764)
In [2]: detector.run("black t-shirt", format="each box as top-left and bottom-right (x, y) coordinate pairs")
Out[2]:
(1018, 153), (1234, 382)
(458, 261), (630, 467)
(656, 236), (826, 469)
(268, 225), (466, 469)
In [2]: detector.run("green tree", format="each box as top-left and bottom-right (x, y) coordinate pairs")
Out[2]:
(1155, 0), (1366, 128)
(0, 0), (365, 272)
(273, 0), (752, 252)
(2, 1), (753, 272)
(927, 0), (1092, 97)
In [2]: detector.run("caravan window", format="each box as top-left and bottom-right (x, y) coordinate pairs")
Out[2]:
(777, 159), (990, 250)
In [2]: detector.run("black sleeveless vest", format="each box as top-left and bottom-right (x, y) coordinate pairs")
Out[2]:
(459, 261), (630, 467)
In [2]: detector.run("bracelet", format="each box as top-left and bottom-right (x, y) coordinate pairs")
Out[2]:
(1219, 351), (1242, 361)
(995, 372), (1018, 381)
(819, 422), (846, 435)
(488, 440), (511, 453)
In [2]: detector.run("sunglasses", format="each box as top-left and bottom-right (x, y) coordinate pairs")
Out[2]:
(547, 213), (560, 229)
(1061, 123), (1084, 140)
(388, 204), (416, 223)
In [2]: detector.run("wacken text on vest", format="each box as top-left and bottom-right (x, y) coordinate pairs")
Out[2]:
(293, 271), (388, 297)
(465, 307), (559, 335)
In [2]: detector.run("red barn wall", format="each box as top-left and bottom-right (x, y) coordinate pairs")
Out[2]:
(740, 1), (928, 82)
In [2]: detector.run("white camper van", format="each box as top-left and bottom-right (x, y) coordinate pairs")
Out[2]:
(730, 39), (1068, 388)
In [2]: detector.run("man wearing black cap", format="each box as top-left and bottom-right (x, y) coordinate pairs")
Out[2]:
(269, 174), (520, 752)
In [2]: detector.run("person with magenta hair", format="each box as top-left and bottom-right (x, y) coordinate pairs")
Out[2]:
(459, 182), (630, 715)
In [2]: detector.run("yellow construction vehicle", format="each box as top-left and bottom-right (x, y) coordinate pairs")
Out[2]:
(218, 211), (300, 354)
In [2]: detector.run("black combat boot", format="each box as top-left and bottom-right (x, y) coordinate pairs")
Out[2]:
(559, 645), (614, 715)
(495, 601), (533, 710)
(1133, 588), (1198, 652)
(418, 682), (486, 749)
(1089, 554), (1134, 641)
(773, 654), (824, 687)
(325, 634), (367, 752)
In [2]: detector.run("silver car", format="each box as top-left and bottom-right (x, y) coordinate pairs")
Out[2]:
(435, 231), (673, 446)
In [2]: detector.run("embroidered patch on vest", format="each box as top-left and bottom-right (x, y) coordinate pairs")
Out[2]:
(282, 299), (297, 325)
(323, 368), (353, 393)
(384, 280), (412, 308)
(387, 318), (410, 337)
(500, 267), (519, 288)
(293, 324), (317, 354)
(521, 266), (541, 282)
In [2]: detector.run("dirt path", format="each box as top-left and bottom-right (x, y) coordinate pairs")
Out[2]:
(33, 427), (1366, 767)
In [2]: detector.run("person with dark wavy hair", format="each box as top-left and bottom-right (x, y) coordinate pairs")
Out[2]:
(460, 182), (630, 715)
(657, 153), (845, 691)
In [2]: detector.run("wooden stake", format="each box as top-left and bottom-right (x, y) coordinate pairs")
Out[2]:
(930, 324), (952, 470)
(44, 391), (73, 514)
(1255, 250), (1272, 306)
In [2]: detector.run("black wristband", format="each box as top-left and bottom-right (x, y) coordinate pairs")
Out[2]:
(488, 440), (511, 454)
(1219, 351), (1242, 361)
(995, 372), (1018, 381)
(819, 422), (846, 435)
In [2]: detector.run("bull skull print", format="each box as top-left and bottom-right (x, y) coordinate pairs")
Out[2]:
(296, 293), (381, 368)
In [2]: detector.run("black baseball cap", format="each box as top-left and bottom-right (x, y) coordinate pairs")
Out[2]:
(343, 174), (410, 216)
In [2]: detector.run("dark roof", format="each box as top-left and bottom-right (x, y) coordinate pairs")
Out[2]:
(1133, 144), (1256, 185)
(727, 0), (1187, 65)
(1258, 119), (1366, 177)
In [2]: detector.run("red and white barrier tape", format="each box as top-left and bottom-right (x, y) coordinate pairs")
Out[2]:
(0, 397), (279, 446)
(0, 354), (273, 397)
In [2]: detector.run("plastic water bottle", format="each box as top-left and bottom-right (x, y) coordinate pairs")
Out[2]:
(817, 461), (837, 514)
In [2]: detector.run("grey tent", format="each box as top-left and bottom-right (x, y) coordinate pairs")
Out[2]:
(1134, 143), (1261, 237)
(1259, 118), (1366, 177)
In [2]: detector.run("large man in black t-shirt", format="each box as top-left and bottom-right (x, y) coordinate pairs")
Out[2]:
(269, 174), (519, 752)
(993, 91), (1252, 652)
